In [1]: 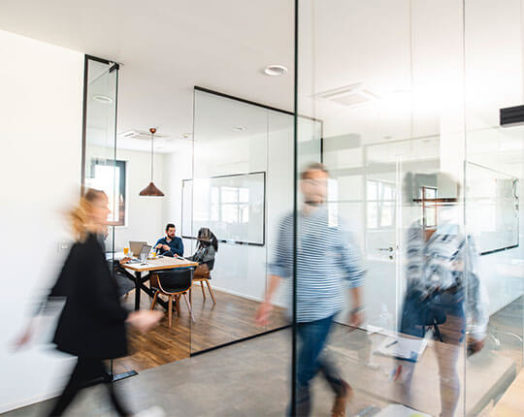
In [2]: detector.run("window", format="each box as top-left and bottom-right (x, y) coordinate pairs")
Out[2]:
(211, 185), (250, 224)
(367, 180), (396, 229)
(86, 159), (126, 226)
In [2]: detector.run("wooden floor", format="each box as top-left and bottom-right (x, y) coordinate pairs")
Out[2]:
(112, 284), (288, 374)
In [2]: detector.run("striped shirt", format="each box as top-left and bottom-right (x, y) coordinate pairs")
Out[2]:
(406, 220), (489, 338)
(269, 206), (365, 323)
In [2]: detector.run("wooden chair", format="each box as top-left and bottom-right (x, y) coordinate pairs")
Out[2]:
(191, 259), (216, 305)
(150, 268), (195, 327)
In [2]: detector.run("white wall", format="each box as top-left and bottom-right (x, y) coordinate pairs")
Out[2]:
(0, 30), (84, 413)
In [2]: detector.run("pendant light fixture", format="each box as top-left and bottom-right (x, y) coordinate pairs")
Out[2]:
(139, 127), (165, 196)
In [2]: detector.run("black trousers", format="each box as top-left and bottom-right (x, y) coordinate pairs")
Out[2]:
(46, 357), (129, 416)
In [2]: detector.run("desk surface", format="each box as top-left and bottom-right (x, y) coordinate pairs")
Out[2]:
(122, 256), (198, 272)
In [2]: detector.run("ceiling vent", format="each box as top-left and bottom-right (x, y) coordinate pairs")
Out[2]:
(119, 130), (169, 140)
(315, 82), (378, 107)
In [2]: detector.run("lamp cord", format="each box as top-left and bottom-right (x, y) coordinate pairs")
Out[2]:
(150, 132), (154, 181)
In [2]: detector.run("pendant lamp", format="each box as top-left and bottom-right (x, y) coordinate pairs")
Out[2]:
(139, 127), (165, 196)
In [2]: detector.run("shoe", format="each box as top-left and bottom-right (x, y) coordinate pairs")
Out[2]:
(331, 380), (353, 417)
(133, 406), (166, 417)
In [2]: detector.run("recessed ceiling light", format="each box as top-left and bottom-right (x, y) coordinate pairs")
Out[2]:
(233, 126), (246, 132)
(92, 95), (113, 104)
(264, 65), (288, 76)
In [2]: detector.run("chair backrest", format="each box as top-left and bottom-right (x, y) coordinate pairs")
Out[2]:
(156, 268), (193, 294)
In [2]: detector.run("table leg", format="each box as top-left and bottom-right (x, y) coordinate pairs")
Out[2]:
(134, 271), (141, 311)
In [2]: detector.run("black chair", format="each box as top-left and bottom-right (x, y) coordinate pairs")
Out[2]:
(151, 268), (195, 327)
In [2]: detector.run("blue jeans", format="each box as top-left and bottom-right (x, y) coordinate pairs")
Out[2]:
(293, 314), (345, 416)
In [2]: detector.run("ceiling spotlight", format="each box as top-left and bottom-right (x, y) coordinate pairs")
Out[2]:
(92, 95), (113, 103)
(264, 65), (288, 76)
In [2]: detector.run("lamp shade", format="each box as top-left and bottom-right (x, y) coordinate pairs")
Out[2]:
(139, 127), (165, 197)
(139, 181), (165, 197)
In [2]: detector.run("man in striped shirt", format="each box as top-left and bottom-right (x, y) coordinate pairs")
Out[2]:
(256, 163), (365, 417)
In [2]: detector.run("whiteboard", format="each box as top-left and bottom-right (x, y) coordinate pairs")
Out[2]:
(182, 172), (266, 246)
(466, 162), (519, 255)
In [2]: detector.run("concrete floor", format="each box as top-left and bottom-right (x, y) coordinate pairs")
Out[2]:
(3, 297), (522, 417)
(2, 328), (385, 417)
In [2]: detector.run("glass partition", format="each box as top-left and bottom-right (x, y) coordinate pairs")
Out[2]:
(295, 1), (523, 416)
(189, 88), (304, 354)
(294, 1), (481, 416)
(464, 0), (524, 415)
(83, 56), (192, 376)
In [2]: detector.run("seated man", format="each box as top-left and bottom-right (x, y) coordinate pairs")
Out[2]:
(155, 223), (184, 257)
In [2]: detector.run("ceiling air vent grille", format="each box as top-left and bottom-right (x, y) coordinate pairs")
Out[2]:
(316, 82), (378, 107)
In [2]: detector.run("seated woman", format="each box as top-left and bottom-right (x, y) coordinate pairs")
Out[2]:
(190, 228), (218, 304)
(191, 227), (218, 278)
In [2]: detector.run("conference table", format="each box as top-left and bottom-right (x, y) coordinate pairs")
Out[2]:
(121, 256), (198, 311)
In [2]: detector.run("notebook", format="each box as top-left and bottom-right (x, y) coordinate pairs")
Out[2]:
(374, 336), (427, 362)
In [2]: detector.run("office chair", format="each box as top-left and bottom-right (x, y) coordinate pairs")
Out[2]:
(150, 268), (195, 327)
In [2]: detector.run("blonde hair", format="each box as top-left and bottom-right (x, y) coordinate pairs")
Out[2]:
(70, 188), (106, 242)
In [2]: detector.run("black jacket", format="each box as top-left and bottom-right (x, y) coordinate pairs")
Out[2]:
(51, 233), (129, 359)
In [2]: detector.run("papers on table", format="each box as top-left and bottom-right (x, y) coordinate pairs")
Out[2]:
(374, 335), (427, 362)
(372, 404), (431, 417)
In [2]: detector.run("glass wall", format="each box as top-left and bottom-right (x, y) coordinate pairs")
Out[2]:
(190, 88), (322, 354)
(295, 1), (522, 416)
(464, 0), (524, 414)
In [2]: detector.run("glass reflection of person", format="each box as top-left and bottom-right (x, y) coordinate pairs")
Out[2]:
(15, 189), (163, 417)
(256, 163), (365, 417)
(396, 174), (488, 417)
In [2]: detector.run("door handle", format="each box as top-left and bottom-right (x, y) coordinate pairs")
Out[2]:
(377, 247), (394, 252)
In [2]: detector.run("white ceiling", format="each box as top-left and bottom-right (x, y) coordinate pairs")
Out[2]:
(1, 0), (523, 163)
(0, 0), (295, 152)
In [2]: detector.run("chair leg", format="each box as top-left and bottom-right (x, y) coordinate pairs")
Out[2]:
(168, 295), (173, 327)
(182, 293), (195, 322)
(200, 281), (206, 300)
(151, 291), (159, 310)
(205, 280), (217, 305)
(175, 294), (181, 316)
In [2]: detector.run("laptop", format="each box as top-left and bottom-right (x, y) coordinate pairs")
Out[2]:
(129, 241), (147, 257)
(127, 244), (152, 264)
(139, 244), (152, 261)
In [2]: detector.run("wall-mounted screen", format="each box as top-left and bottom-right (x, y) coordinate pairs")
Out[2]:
(182, 172), (266, 246)
(466, 162), (519, 255)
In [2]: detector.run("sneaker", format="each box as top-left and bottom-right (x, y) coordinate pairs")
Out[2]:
(133, 406), (166, 417)
(331, 380), (353, 417)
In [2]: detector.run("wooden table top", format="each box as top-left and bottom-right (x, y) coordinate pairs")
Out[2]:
(122, 256), (198, 272)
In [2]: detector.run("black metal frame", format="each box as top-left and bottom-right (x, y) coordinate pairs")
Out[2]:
(190, 325), (291, 357)
(181, 171), (267, 246)
(193, 86), (324, 157)
(81, 55), (116, 193)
